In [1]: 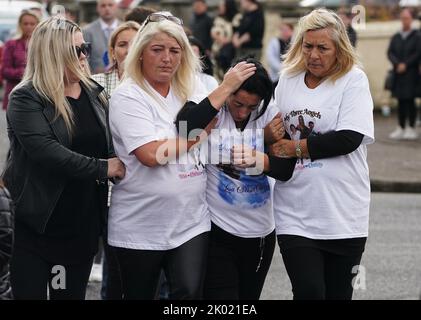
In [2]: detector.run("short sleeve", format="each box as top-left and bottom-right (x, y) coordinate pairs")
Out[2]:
(257, 101), (280, 127)
(336, 69), (375, 145)
(109, 85), (158, 155)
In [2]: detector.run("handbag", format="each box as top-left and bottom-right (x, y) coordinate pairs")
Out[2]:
(384, 69), (395, 91)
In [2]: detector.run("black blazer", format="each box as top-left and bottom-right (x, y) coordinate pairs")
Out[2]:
(0, 186), (13, 300)
(2, 80), (114, 234)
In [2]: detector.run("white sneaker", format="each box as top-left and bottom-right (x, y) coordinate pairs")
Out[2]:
(89, 263), (103, 282)
(402, 127), (419, 140)
(389, 127), (404, 140)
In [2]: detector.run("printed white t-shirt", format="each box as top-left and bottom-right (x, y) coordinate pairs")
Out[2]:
(108, 78), (211, 250)
(273, 67), (375, 239)
(206, 103), (278, 238)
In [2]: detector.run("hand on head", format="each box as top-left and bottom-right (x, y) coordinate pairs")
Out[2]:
(221, 61), (256, 94)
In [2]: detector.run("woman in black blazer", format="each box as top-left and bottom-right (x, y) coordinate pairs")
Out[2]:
(2, 17), (125, 300)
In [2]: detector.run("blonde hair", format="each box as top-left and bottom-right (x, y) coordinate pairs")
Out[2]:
(108, 21), (141, 71)
(14, 9), (41, 39)
(124, 12), (201, 106)
(282, 8), (361, 82)
(15, 17), (95, 133)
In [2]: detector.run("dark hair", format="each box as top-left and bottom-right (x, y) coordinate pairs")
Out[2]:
(125, 6), (157, 24)
(223, 0), (238, 21)
(188, 36), (214, 76)
(231, 57), (273, 120)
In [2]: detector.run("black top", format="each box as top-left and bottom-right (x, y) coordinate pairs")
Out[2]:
(0, 186), (13, 300)
(4, 81), (110, 234)
(236, 8), (265, 49)
(190, 13), (214, 51)
(14, 88), (108, 264)
(347, 25), (357, 48)
(387, 30), (421, 99)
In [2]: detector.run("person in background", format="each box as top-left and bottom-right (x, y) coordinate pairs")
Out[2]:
(0, 41), (4, 87)
(83, 0), (121, 73)
(338, 9), (357, 48)
(65, 6), (79, 23)
(125, 6), (157, 25)
(266, 21), (294, 85)
(268, 8), (374, 300)
(1, 10), (40, 110)
(211, 0), (241, 80)
(387, 8), (421, 140)
(0, 180), (13, 300)
(92, 20), (140, 300)
(4, 17), (125, 300)
(188, 36), (218, 92)
(232, 0), (265, 61)
(190, 0), (214, 53)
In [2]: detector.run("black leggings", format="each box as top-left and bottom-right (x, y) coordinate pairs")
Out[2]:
(204, 223), (276, 300)
(398, 98), (417, 128)
(10, 245), (93, 300)
(278, 236), (365, 300)
(113, 232), (209, 300)
(101, 236), (123, 300)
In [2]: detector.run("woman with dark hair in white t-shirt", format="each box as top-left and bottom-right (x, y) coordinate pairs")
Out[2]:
(176, 57), (297, 299)
(108, 11), (256, 299)
(264, 8), (374, 300)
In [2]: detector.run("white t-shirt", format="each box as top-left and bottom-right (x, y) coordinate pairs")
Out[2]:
(273, 67), (375, 239)
(198, 73), (219, 93)
(206, 103), (278, 238)
(108, 78), (211, 250)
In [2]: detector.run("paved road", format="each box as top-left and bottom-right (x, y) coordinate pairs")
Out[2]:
(85, 192), (421, 300)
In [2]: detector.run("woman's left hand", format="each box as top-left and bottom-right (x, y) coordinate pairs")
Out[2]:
(269, 139), (293, 158)
(264, 113), (285, 144)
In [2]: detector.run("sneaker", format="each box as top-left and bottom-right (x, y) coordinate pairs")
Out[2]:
(403, 127), (419, 140)
(389, 127), (404, 140)
(89, 263), (103, 282)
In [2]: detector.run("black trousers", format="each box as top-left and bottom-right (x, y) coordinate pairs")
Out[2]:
(10, 245), (93, 300)
(398, 98), (417, 128)
(204, 223), (276, 300)
(278, 235), (366, 300)
(101, 236), (123, 300)
(113, 231), (209, 300)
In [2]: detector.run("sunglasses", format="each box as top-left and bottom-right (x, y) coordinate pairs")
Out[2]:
(144, 13), (183, 27)
(74, 42), (91, 58)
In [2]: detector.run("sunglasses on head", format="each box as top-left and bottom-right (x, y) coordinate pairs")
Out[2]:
(74, 42), (91, 58)
(144, 13), (183, 27)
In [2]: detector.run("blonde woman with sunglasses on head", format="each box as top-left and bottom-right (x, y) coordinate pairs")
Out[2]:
(3, 17), (125, 300)
(108, 11), (255, 299)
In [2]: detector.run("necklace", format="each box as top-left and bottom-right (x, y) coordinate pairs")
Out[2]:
(305, 72), (323, 88)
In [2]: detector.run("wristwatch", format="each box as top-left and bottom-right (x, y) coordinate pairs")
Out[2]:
(295, 140), (302, 158)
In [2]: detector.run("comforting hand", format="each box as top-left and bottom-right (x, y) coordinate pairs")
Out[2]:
(264, 113), (285, 145)
(188, 117), (219, 149)
(107, 157), (126, 179)
(221, 61), (257, 94)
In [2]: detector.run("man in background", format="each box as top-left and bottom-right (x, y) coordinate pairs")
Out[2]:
(83, 0), (120, 73)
